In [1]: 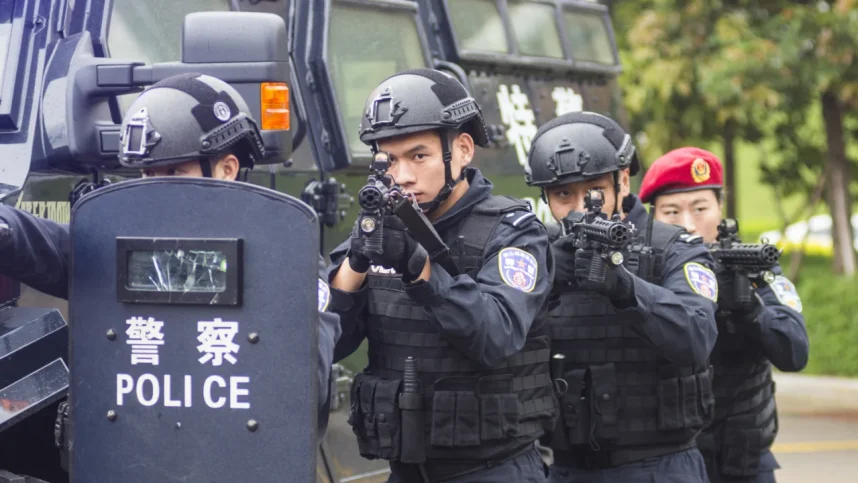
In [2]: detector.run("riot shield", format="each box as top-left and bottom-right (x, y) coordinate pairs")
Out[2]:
(68, 177), (319, 483)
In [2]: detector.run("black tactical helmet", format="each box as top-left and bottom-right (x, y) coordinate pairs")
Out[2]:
(359, 68), (489, 213)
(524, 111), (639, 188)
(118, 73), (264, 175)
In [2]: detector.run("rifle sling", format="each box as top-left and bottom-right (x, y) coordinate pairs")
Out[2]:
(394, 199), (461, 277)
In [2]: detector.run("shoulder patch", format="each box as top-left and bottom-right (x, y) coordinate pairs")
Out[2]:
(770, 275), (802, 313)
(500, 211), (537, 228)
(682, 262), (718, 302)
(498, 247), (538, 292)
(318, 278), (331, 312)
(677, 233), (703, 244)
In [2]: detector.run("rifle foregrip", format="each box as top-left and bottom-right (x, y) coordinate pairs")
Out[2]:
(365, 222), (384, 255)
(734, 270), (751, 305)
(588, 253), (608, 283)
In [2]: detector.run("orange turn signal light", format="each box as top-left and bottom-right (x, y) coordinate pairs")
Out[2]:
(260, 82), (290, 130)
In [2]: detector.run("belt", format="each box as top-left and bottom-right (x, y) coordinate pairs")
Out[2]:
(390, 443), (536, 483)
(552, 440), (696, 470)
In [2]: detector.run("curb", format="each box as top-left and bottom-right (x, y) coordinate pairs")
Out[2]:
(774, 372), (858, 415)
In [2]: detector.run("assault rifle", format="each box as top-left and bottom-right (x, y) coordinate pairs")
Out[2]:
(559, 189), (633, 283)
(356, 152), (460, 276)
(709, 218), (781, 305)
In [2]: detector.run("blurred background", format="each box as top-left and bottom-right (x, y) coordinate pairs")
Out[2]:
(609, 0), (858, 378)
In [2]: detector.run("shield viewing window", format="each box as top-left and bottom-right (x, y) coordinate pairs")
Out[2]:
(116, 238), (242, 305)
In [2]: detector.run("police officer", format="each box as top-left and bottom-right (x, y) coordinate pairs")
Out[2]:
(0, 73), (341, 441)
(639, 147), (809, 483)
(328, 68), (556, 482)
(524, 112), (718, 483)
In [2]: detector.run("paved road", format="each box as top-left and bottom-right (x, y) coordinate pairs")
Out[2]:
(318, 412), (858, 482)
(772, 413), (858, 483)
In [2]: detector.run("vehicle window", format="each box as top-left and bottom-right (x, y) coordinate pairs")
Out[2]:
(107, 0), (231, 114)
(562, 9), (616, 65)
(327, 1), (427, 157)
(447, 0), (508, 54)
(507, 1), (564, 58)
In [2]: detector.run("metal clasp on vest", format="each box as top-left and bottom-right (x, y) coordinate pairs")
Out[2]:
(551, 353), (569, 396)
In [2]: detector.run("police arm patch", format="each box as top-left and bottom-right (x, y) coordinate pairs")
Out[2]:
(682, 262), (718, 302)
(498, 247), (538, 293)
(770, 275), (802, 313)
(318, 278), (331, 312)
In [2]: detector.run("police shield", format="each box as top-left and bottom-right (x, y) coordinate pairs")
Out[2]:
(68, 178), (319, 482)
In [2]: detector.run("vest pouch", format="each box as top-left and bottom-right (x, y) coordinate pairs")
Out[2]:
(373, 378), (403, 460)
(561, 369), (589, 445)
(719, 426), (764, 477)
(696, 366), (714, 423)
(348, 373), (379, 457)
(657, 368), (707, 431)
(588, 363), (618, 445)
(430, 376), (480, 448)
(348, 374), (404, 460)
(477, 374), (520, 441)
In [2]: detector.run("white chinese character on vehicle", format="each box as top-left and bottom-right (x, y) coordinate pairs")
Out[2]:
(496, 84), (537, 167)
(551, 86), (584, 117)
(197, 318), (240, 366)
(125, 316), (165, 366)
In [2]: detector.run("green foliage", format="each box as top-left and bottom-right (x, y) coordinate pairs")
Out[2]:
(614, 0), (858, 274)
(782, 255), (858, 376)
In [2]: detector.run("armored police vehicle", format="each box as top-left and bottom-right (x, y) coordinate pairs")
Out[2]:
(1, 1), (626, 481)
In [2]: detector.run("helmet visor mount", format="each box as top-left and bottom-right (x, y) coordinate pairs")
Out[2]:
(122, 107), (162, 160)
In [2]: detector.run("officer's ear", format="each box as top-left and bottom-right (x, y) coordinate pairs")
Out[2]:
(215, 154), (241, 181)
(453, 131), (474, 168)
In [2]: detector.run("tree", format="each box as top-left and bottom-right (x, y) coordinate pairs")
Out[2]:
(615, 0), (858, 275)
(614, 1), (776, 218)
(760, 0), (858, 275)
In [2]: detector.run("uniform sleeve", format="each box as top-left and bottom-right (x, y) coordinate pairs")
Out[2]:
(753, 265), (809, 372)
(326, 238), (369, 363)
(404, 213), (553, 368)
(316, 254), (342, 441)
(0, 205), (70, 299)
(623, 239), (719, 367)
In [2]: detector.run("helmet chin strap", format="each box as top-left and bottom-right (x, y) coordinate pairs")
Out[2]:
(418, 130), (464, 214)
(612, 171), (622, 218)
(200, 159), (213, 178)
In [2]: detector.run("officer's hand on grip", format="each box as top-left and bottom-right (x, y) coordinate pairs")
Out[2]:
(367, 215), (428, 283)
(574, 249), (636, 307)
(716, 270), (763, 322)
(551, 236), (578, 285)
(347, 219), (372, 273)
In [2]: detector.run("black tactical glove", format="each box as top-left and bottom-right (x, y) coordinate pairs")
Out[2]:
(716, 270), (764, 322)
(366, 215), (428, 283)
(550, 236), (578, 285)
(346, 219), (371, 273)
(574, 249), (636, 307)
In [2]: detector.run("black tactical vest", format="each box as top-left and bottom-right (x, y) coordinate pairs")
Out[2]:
(697, 302), (778, 477)
(347, 196), (557, 468)
(546, 221), (714, 463)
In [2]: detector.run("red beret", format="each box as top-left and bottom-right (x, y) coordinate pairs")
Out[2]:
(639, 147), (723, 203)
